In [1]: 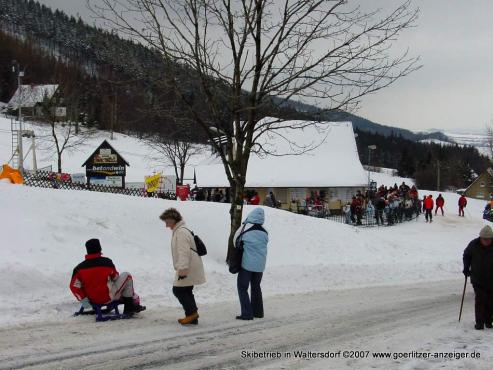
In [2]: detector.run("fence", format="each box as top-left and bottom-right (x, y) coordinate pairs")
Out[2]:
(295, 203), (420, 227)
(23, 170), (176, 200)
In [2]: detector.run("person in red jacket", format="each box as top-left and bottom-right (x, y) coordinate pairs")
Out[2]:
(69, 239), (145, 315)
(250, 191), (260, 205)
(459, 195), (468, 217)
(435, 194), (445, 216)
(424, 195), (434, 223)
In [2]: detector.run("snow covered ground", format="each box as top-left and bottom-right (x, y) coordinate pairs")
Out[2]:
(0, 115), (216, 182)
(0, 280), (484, 370)
(1, 117), (493, 368)
(446, 131), (490, 157)
(0, 181), (489, 315)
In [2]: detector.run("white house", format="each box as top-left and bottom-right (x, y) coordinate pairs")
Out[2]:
(194, 119), (368, 210)
(7, 84), (59, 118)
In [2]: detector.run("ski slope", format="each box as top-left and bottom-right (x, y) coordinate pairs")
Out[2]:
(0, 182), (487, 326)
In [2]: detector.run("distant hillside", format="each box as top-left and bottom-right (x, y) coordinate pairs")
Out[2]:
(276, 98), (450, 142)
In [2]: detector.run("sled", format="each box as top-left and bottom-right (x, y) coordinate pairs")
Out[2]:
(73, 300), (132, 322)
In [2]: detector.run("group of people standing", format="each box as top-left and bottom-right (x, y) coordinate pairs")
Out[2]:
(70, 207), (269, 326)
(421, 193), (468, 222)
(342, 182), (420, 226)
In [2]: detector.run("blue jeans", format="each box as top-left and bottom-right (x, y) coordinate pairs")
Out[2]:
(237, 268), (263, 318)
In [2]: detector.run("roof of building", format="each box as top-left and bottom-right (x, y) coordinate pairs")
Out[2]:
(7, 84), (59, 109)
(194, 119), (368, 188)
(82, 140), (130, 167)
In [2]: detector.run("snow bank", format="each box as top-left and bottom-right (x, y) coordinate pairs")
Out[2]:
(0, 182), (487, 326)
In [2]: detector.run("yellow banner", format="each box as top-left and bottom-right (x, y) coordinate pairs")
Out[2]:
(145, 173), (162, 193)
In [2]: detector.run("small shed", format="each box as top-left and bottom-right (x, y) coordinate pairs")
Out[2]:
(464, 168), (493, 199)
(82, 140), (129, 188)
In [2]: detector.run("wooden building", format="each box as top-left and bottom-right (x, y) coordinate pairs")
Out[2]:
(464, 168), (493, 199)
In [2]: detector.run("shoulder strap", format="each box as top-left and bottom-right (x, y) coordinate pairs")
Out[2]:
(182, 227), (194, 236)
(238, 223), (268, 240)
(181, 227), (199, 254)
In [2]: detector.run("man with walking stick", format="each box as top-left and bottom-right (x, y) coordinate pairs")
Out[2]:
(463, 225), (493, 330)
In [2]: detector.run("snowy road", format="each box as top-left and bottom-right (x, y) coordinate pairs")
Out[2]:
(0, 279), (490, 370)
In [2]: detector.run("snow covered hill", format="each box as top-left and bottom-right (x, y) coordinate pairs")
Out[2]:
(0, 182), (487, 326)
(0, 115), (216, 183)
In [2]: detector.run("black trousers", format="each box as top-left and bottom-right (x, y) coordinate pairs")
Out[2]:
(425, 209), (433, 222)
(173, 286), (197, 316)
(473, 285), (493, 325)
(237, 269), (264, 318)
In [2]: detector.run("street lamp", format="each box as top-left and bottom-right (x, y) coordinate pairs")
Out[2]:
(368, 145), (377, 189)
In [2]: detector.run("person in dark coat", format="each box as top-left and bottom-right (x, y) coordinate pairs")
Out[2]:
(374, 197), (386, 225)
(463, 225), (493, 330)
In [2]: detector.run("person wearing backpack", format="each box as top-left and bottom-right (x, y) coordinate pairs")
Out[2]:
(233, 208), (269, 320)
(160, 208), (206, 325)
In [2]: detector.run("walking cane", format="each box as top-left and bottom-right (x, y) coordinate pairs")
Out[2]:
(459, 276), (468, 322)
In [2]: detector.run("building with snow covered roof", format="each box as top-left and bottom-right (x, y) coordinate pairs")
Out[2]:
(194, 120), (368, 211)
(7, 84), (59, 119)
(464, 168), (493, 199)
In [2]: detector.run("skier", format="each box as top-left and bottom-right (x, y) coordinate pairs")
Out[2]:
(69, 239), (146, 316)
(233, 208), (268, 320)
(435, 194), (445, 216)
(463, 225), (493, 330)
(424, 195), (434, 222)
(458, 194), (468, 217)
(160, 208), (206, 325)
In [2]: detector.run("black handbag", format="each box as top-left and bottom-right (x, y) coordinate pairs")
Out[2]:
(228, 225), (246, 274)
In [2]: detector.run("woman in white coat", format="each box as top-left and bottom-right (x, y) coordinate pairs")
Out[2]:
(160, 208), (206, 325)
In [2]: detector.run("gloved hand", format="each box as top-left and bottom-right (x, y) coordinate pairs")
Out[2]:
(178, 268), (189, 279)
(80, 297), (92, 309)
(463, 269), (471, 277)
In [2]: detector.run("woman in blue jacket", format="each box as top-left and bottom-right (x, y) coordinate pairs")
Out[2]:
(234, 208), (269, 320)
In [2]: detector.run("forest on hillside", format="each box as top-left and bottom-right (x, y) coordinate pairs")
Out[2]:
(0, 0), (490, 191)
(355, 129), (490, 191)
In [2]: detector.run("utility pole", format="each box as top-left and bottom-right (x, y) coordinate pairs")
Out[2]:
(12, 61), (24, 174)
(437, 160), (441, 191)
(367, 145), (377, 190)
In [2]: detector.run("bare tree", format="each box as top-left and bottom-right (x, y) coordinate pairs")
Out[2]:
(89, 0), (421, 259)
(145, 136), (205, 184)
(39, 95), (92, 173)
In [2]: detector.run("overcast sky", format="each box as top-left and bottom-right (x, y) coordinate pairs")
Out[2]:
(36, 0), (493, 133)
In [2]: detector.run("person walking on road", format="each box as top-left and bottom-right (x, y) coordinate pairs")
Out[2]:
(160, 208), (206, 325)
(463, 225), (493, 330)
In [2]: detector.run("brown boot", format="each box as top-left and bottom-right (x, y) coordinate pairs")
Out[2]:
(178, 312), (199, 325)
